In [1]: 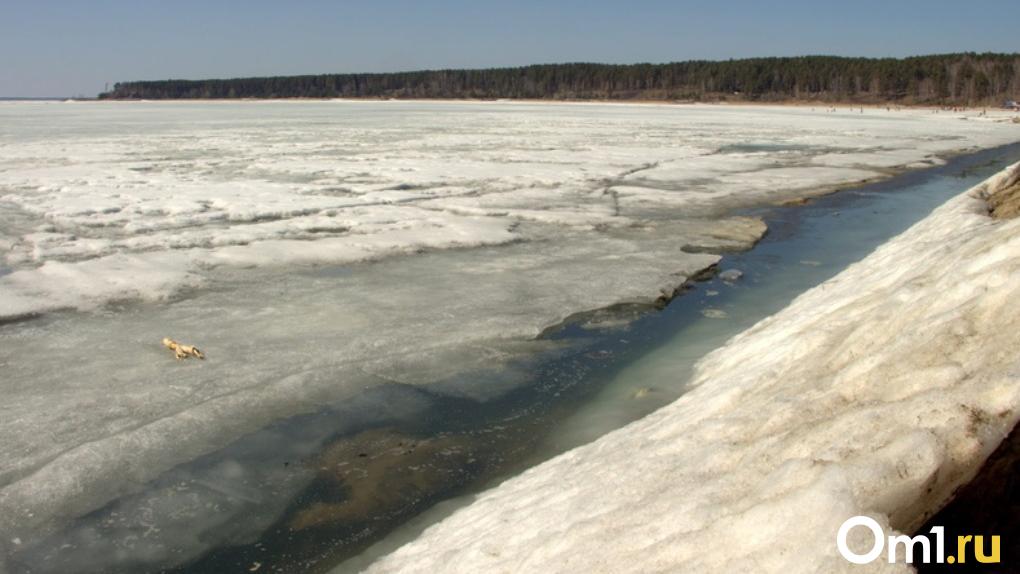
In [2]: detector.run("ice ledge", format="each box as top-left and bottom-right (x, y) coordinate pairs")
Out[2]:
(364, 162), (1020, 574)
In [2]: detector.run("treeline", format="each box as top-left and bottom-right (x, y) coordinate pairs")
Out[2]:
(101, 53), (1020, 105)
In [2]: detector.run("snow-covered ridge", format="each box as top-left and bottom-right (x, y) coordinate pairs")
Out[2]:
(365, 162), (1020, 573)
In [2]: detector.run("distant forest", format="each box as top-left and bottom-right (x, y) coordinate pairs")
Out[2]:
(101, 53), (1020, 105)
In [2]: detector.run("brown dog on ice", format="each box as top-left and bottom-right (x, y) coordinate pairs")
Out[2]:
(162, 338), (205, 360)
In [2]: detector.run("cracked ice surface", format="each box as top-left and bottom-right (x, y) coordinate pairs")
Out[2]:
(1, 101), (1016, 315)
(0, 100), (1017, 554)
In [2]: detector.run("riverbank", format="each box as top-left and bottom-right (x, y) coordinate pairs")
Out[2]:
(362, 161), (1020, 573)
(97, 54), (1020, 107)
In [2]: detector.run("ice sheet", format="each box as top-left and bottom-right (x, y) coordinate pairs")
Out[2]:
(0, 101), (1017, 565)
(364, 163), (1020, 573)
(1, 102), (1016, 318)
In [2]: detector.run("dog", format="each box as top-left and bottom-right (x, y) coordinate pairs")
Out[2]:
(162, 337), (205, 360)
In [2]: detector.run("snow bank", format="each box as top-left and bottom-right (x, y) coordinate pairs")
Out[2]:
(0, 252), (201, 320)
(365, 163), (1020, 573)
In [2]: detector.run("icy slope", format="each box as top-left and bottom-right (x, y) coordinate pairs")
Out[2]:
(365, 164), (1020, 573)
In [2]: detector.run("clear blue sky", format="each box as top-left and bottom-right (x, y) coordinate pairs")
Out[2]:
(3, 0), (1018, 97)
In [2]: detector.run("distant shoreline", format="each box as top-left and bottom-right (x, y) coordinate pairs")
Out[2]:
(21, 96), (1020, 114)
(98, 54), (1020, 107)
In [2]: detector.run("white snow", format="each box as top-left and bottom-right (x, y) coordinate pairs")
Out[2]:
(0, 101), (1017, 565)
(363, 163), (1020, 573)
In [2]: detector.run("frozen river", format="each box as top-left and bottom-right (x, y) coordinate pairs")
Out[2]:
(0, 100), (1017, 572)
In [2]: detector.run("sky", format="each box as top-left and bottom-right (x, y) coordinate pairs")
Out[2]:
(2, 0), (1018, 97)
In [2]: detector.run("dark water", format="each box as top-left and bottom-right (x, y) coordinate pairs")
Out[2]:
(11, 143), (1020, 574)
